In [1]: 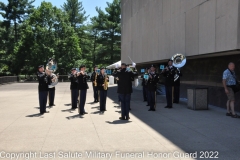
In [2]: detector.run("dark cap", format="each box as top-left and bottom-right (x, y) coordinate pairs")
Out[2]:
(168, 59), (173, 62)
(121, 63), (127, 66)
(146, 67), (150, 70)
(38, 65), (44, 68)
(100, 67), (106, 70)
(80, 65), (86, 69)
(94, 65), (98, 68)
(150, 64), (156, 68)
(71, 68), (76, 71)
(48, 58), (53, 61)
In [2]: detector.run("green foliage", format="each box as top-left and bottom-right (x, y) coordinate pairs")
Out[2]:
(0, 0), (121, 76)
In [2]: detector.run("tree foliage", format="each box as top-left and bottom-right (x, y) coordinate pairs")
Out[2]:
(0, 0), (121, 76)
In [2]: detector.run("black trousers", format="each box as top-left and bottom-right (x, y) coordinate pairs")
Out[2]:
(100, 90), (107, 111)
(174, 85), (180, 103)
(71, 89), (78, 109)
(92, 84), (98, 101)
(48, 89), (55, 106)
(165, 86), (173, 107)
(79, 90), (87, 114)
(143, 86), (147, 101)
(147, 91), (156, 110)
(39, 91), (48, 113)
(119, 94), (130, 119)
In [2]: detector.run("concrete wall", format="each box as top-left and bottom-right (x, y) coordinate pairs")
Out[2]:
(121, 0), (240, 64)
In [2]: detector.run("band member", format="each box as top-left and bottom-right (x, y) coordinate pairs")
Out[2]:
(97, 67), (109, 112)
(162, 59), (177, 108)
(91, 66), (99, 103)
(47, 71), (56, 107)
(147, 65), (159, 111)
(77, 65), (90, 115)
(37, 65), (49, 114)
(113, 63), (137, 120)
(69, 68), (79, 109)
(222, 62), (240, 118)
(141, 68), (148, 102)
(173, 69), (182, 104)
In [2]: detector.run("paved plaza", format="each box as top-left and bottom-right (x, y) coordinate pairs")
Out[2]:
(0, 82), (240, 160)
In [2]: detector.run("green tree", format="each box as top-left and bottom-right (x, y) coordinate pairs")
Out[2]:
(0, 0), (35, 42)
(93, 0), (121, 66)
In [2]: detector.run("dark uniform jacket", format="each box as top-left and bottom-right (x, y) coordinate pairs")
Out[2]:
(163, 66), (177, 86)
(77, 72), (90, 90)
(112, 68), (137, 94)
(147, 72), (159, 91)
(47, 74), (56, 91)
(91, 71), (97, 84)
(141, 73), (148, 86)
(69, 73), (78, 90)
(37, 72), (49, 92)
(97, 73), (109, 90)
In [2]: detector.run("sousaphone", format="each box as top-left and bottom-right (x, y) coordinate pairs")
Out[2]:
(171, 53), (186, 81)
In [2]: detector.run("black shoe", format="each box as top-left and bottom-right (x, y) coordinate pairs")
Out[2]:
(84, 112), (88, 114)
(152, 109), (156, 111)
(40, 112), (44, 114)
(79, 113), (84, 115)
(44, 111), (50, 113)
(143, 100), (147, 102)
(168, 106), (173, 109)
(104, 110), (107, 111)
(146, 104), (149, 106)
(148, 109), (152, 111)
(164, 106), (169, 108)
(126, 117), (130, 120)
(119, 117), (126, 120)
(226, 112), (232, 116)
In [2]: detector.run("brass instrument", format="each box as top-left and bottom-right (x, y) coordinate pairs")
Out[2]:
(171, 53), (186, 81)
(103, 74), (108, 90)
(94, 71), (97, 87)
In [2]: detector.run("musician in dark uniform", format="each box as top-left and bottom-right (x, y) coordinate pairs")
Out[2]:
(47, 72), (56, 107)
(147, 65), (159, 111)
(162, 59), (177, 108)
(91, 66), (99, 103)
(69, 68), (79, 109)
(97, 67), (109, 112)
(37, 65), (49, 114)
(141, 68), (148, 102)
(113, 63), (137, 120)
(77, 65), (90, 115)
(173, 69), (182, 103)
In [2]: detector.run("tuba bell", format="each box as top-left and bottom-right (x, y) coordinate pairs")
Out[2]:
(171, 53), (186, 81)
(46, 58), (58, 88)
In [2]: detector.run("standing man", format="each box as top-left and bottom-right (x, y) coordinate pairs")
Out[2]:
(162, 59), (177, 108)
(77, 65), (90, 115)
(37, 65), (49, 114)
(91, 66), (99, 103)
(113, 63), (137, 120)
(222, 62), (240, 118)
(173, 69), (182, 104)
(147, 65), (159, 111)
(69, 68), (79, 110)
(97, 67), (108, 112)
(47, 71), (56, 107)
(141, 68), (148, 102)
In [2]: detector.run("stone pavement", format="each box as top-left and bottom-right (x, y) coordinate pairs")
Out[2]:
(0, 83), (240, 160)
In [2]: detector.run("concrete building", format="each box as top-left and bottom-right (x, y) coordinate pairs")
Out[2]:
(121, 0), (240, 110)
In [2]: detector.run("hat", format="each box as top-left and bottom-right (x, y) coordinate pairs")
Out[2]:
(71, 68), (76, 71)
(168, 59), (173, 62)
(48, 58), (53, 62)
(121, 63), (127, 66)
(80, 65), (86, 69)
(150, 64), (156, 68)
(100, 67), (105, 70)
(94, 65), (98, 68)
(38, 65), (44, 68)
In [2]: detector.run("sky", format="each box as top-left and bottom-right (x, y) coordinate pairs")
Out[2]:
(0, 0), (112, 22)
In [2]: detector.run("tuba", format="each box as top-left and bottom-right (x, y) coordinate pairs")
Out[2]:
(171, 53), (186, 81)
(46, 58), (58, 88)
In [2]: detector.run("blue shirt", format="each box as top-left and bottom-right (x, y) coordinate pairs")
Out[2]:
(222, 69), (236, 85)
